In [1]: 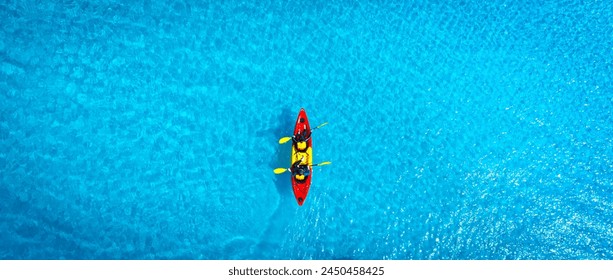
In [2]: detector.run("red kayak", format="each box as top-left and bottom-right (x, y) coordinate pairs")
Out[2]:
(291, 108), (313, 206)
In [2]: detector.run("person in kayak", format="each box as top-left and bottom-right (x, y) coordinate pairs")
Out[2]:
(293, 129), (311, 152)
(289, 156), (310, 182)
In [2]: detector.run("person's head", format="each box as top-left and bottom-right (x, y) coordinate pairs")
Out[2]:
(297, 167), (305, 175)
(295, 174), (305, 181)
(297, 141), (307, 151)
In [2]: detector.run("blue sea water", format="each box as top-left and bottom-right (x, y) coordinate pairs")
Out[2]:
(1, 0), (612, 260)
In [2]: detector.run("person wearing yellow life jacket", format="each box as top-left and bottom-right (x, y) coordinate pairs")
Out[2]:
(293, 129), (311, 152)
(289, 156), (310, 182)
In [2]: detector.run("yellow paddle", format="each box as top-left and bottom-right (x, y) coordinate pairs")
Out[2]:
(273, 161), (332, 174)
(273, 168), (290, 174)
(278, 122), (329, 144)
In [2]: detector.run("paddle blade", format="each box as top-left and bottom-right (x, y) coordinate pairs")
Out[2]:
(278, 137), (292, 144)
(314, 161), (331, 166)
(273, 168), (288, 174)
(315, 122), (329, 130)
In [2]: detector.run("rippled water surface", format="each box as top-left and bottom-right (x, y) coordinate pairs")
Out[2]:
(1, 0), (612, 259)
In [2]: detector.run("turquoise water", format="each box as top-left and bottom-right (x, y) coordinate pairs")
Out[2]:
(1, 0), (612, 259)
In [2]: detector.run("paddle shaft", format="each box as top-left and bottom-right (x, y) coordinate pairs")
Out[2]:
(279, 122), (328, 144)
(273, 161), (331, 174)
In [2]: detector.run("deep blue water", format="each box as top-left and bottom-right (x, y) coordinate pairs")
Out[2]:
(1, 0), (612, 259)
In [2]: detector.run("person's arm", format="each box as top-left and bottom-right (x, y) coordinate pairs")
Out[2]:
(304, 129), (312, 141)
(290, 158), (303, 172)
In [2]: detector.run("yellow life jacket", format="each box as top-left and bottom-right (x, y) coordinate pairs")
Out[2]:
(295, 174), (305, 181)
(297, 141), (307, 151)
